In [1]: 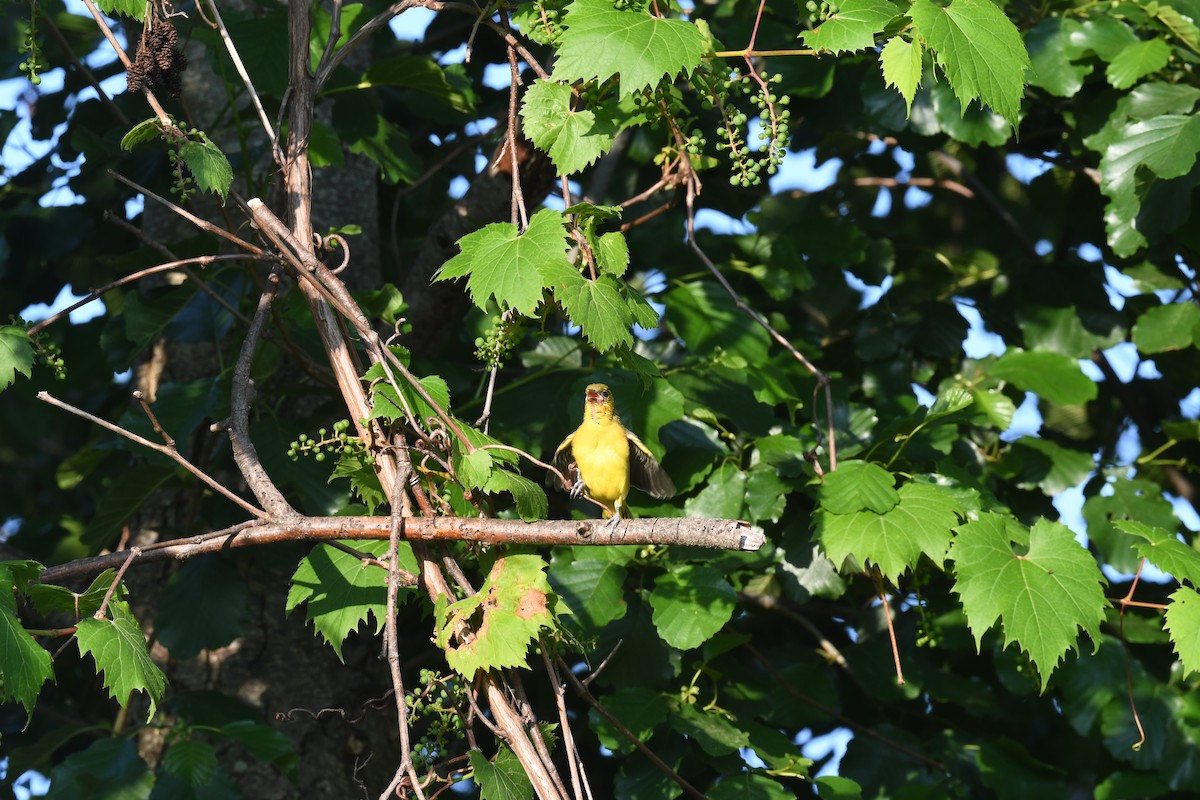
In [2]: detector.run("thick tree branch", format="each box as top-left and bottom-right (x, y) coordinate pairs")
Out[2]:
(39, 516), (763, 584)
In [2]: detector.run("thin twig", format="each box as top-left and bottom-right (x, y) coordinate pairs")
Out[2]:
(133, 390), (174, 446)
(541, 642), (587, 800)
(558, 656), (707, 800)
(37, 391), (268, 519)
(94, 547), (142, 619)
(26, 254), (255, 335)
(110, 171), (266, 256)
(203, 0), (284, 166)
(77, 0), (173, 125)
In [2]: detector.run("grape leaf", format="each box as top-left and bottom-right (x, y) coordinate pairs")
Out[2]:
(1164, 587), (1200, 679)
(521, 79), (618, 175)
(880, 36), (923, 115)
(989, 348), (1098, 406)
(801, 0), (900, 55)
(554, 0), (708, 98)
(554, 273), (635, 351)
(286, 540), (417, 661)
(484, 468), (549, 522)
(817, 481), (960, 582)
(435, 209), (572, 314)
(75, 600), (167, 718)
(0, 605), (54, 718)
(649, 564), (736, 650)
(818, 460), (899, 514)
(670, 702), (749, 756)
(1133, 302), (1200, 353)
(0, 326), (35, 390)
(436, 555), (555, 676)
(469, 745), (533, 800)
(1116, 520), (1200, 589)
(179, 138), (233, 201)
(908, 0), (1031, 126)
(950, 515), (1107, 689)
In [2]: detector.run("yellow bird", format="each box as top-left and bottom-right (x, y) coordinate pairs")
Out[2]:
(552, 383), (675, 526)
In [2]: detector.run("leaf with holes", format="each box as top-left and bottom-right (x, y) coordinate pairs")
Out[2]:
(435, 555), (555, 676)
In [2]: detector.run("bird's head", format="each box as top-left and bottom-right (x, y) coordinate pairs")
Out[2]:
(584, 383), (616, 418)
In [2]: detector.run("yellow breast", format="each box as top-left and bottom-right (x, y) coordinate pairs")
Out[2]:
(570, 416), (630, 508)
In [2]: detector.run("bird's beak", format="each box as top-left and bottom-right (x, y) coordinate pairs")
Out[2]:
(586, 389), (601, 403)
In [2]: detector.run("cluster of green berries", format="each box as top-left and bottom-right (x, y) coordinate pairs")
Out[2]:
(18, 15), (48, 86)
(805, 0), (840, 21)
(474, 315), (524, 370)
(684, 128), (707, 156)
(715, 70), (791, 187)
(167, 145), (197, 203)
(35, 337), (66, 379)
(530, 0), (566, 45)
(287, 419), (366, 463)
(409, 670), (467, 771)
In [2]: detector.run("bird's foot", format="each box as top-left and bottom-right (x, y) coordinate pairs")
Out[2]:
(569, 478), (586, 499)
(603, 514), (620, 533)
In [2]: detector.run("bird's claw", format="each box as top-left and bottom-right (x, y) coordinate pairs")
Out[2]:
(569, 478), (586, 499)
(603, 514), (620, 533)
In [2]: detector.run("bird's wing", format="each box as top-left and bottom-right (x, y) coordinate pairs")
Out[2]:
(626, 431), (675, 499)
(548, 432), (576, 491)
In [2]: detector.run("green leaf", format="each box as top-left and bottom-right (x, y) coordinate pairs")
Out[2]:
(588, 687), (668, 752)
(455, 447), (495, 490)
(44, 737), (153, 800)
(597, 231), (630, 278)
(669, 702), (749, 756)
(344, 114), (422, 185)
(1133, 302), (1200, 353)
(28, 569), (116, 618)
(93, 0), (145, 18)
(484, 468), (549, 521)
(120, 118), (161, 151)
(555, 273), (635, 351)
(648, 564), (736, 650)
(1164, 586), (1200, 679)
(1026, 18), (1090, 98)
(1117, 520), (1200, 589)
(554, 0), (708, 98)
(358, 55), (475, 113)
(435, 208), (571, 314)
(971, 388), (1017, 429)
(950, 515), (1107, 688)
(1083, 477), (1179, 574)
(1106, 38), (1171, 90)
(708, 773), (795, 800)
(0, 325), (35, 390)
(469, 745), (534, 800)
(436, 555), (555, 676)
(1007, 437), (1094, 495)
(817, 481), (960, 582)
(75, 600), (167, 718)
(521, 79), (618, 175)
(801, 0), (900, 54)
(548, 555), (627, 633)
(880, 35), (923, 114)
(162, 739), (219, 789)
(179, 139), (233, 201)
(908, 0), (1031, 125)
(0, 604), (54, 718)
(989, 349), (1098, 406)
(286, 540), (414, 661)
(818, 460), (899, 514)
(215, 720), (298, 778)
(1095, 114), (1200, 256)
(156, 556), (248, 659)
(330, 450), (386, 513)
(816, 775), (864, 799)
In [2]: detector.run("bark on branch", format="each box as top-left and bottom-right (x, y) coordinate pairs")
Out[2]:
(39, 516), (764, 584)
